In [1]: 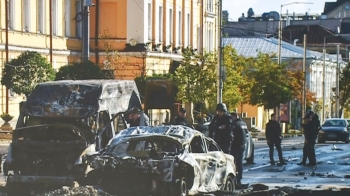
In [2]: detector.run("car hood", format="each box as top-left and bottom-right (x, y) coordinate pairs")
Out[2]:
(321, 126), (346, 131)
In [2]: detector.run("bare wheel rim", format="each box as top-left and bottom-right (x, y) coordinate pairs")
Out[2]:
(180, 178), (187, 196)
(225, 177), (234, 192)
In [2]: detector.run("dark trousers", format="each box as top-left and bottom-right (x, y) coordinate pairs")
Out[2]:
(268, 141), (284, 163)
(301, 140), (316, 164)
(231, 146), (245, 183)
(215, 135), (232, 154)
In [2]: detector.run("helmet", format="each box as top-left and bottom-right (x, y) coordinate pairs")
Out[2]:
(216, 103), (227, 112)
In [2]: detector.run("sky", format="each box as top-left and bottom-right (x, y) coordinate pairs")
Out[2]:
(222, 0), (334, 21)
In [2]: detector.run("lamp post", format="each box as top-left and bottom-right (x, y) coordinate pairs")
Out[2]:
(278, 2), (313, 65)
(218, 0), (223, 103)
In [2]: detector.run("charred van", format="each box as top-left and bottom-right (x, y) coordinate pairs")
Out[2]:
(3, 80), (142, 195)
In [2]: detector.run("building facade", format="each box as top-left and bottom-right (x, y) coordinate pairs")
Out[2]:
(0, 0), (220, 125)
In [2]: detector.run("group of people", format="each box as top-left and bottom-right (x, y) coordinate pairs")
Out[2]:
(265, 111), (320, 167)
(207, 103), (248, 185)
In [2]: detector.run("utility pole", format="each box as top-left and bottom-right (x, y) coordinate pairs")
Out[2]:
(5, 0), (9, 113)
(82, 0), (94, 62)
(322, 46), (326, 122)
(49, 0), (53, 64)
(217, 0), (223, 103)
(336, 44), (340, 117)
(302, 34), (307, 123)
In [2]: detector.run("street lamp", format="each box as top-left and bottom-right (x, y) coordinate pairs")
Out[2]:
(278, 2), (313, 65)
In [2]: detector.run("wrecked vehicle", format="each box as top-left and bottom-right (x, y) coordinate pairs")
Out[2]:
(83, 125), (237, 196)
(3, 80), (142, 195)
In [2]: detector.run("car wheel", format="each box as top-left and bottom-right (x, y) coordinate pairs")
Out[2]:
(224, 175), (235, 192)
(317, 138), (325, 143)
(173, 177), (188, 196)
(345, 136), (350, 144)
(246, 145), (254, 164)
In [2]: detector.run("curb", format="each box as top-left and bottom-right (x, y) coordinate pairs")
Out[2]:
(252, 134), (303, 141)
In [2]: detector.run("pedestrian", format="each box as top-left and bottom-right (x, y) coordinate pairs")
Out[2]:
(209, 103), (233, 154)
(230, 112), (247, 185)
(126, 107), (150, 127)
(174, 107), (192, 128)
(298, 112), (317, 166)
(265, 113), (286, 165)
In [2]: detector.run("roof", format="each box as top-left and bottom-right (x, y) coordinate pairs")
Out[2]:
(323, 0), (349, 15)
(222, 37), (340, 61)
(110, 125), (202, 145)
(24, 80), (141, 118)
(282, 25), (350, 45)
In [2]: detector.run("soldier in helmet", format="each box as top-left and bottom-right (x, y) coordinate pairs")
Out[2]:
(209, 103), (234, 154)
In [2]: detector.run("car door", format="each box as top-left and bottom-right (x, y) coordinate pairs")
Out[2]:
(242, 126), (251, 159)
(204, 137), (227, 188)
(188, 135), (219, 191)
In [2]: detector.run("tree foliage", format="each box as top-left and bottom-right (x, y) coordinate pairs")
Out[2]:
(174, 48), (217, 112)
(248, 53), (294, 109)
(1, 51), (55, 97)
(222, 45), (254, 111)
(339, 62), (350, 117)
(55, 60), (107, 81)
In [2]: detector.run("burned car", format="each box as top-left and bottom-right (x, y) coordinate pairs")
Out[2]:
(3, 80), (142, 195)
(83, 125), (236, 196)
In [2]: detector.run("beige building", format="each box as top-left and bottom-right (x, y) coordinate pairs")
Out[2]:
(0, 0), (220, 125)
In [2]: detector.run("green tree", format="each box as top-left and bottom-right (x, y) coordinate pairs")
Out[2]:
(339, 62), (350, 117)
(174, 48), (217, 112)
(55, 60), (107, 80)
(1, 51), (55, 98)
(222, 45), (254, 113)
(249, 53), (293, 109)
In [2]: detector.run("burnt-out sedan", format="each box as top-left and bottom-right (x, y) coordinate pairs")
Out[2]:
(83, 125), (236, 196)
(318, 118), (350, 143)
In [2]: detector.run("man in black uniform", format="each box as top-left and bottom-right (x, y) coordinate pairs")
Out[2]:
(266, 113), (286, 165)
(209, 103), (233, 154)
(230, 112), (247, 185)
(127, 107), (150, 127)
(298, 112), (318, 166)
(174, 107), (191, 127)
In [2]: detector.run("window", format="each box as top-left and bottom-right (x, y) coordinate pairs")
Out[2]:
(197, 26), (201, 51)
(190, 136), (205, 153)
(37, 0), (45, 34)
(178, 11), (182, 45)
(207, 0), (213, 13)
(22, 0), (30, 32)
(158, 6), (163, 42)
(65, 0), (71, 37)
(148, 3), (152, 41)
(168, 8), (173, 45)
(205, 138), (220, 152)
(7, 0), (15, 30)
(52, 0), (58, 35)
(186, 13), (190, 46)
(207, 22), (213, 51)
(76, 0), (82, 38)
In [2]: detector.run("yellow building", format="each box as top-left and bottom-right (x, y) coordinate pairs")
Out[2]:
(0, 0), (220, 125)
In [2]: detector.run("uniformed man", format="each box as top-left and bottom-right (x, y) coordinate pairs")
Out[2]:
(209, 103), (233, 154)
(174, 107), (192, 127)
(127, 107), (150, 127)
(230, 112), (247, 185)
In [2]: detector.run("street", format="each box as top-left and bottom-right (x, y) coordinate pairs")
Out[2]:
(240, 136), (350, 194)
(0, 137), (350, 195)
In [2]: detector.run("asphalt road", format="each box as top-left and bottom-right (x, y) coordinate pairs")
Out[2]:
(241, 136), (350, 191)
(0, 137), (350, 195)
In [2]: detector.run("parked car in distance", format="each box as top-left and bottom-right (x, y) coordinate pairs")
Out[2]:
(83, 125), (236, 196)
(318, 118), (350, 143)
(196, 122), (254, 164)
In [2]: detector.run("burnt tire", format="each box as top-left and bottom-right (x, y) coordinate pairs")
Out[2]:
(172, 177), (188, 196)
(224, 175), (235, 193)
(246, 145), (255, 164)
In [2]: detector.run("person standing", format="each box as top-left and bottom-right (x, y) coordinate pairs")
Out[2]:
(298, 112), (317, 166)
(127, 107), (150, 127)
(230, 112), (247, 185)
(266, 113), (286, 165)
(209, 103), (233, 154)
(174, 107), (192, 128)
